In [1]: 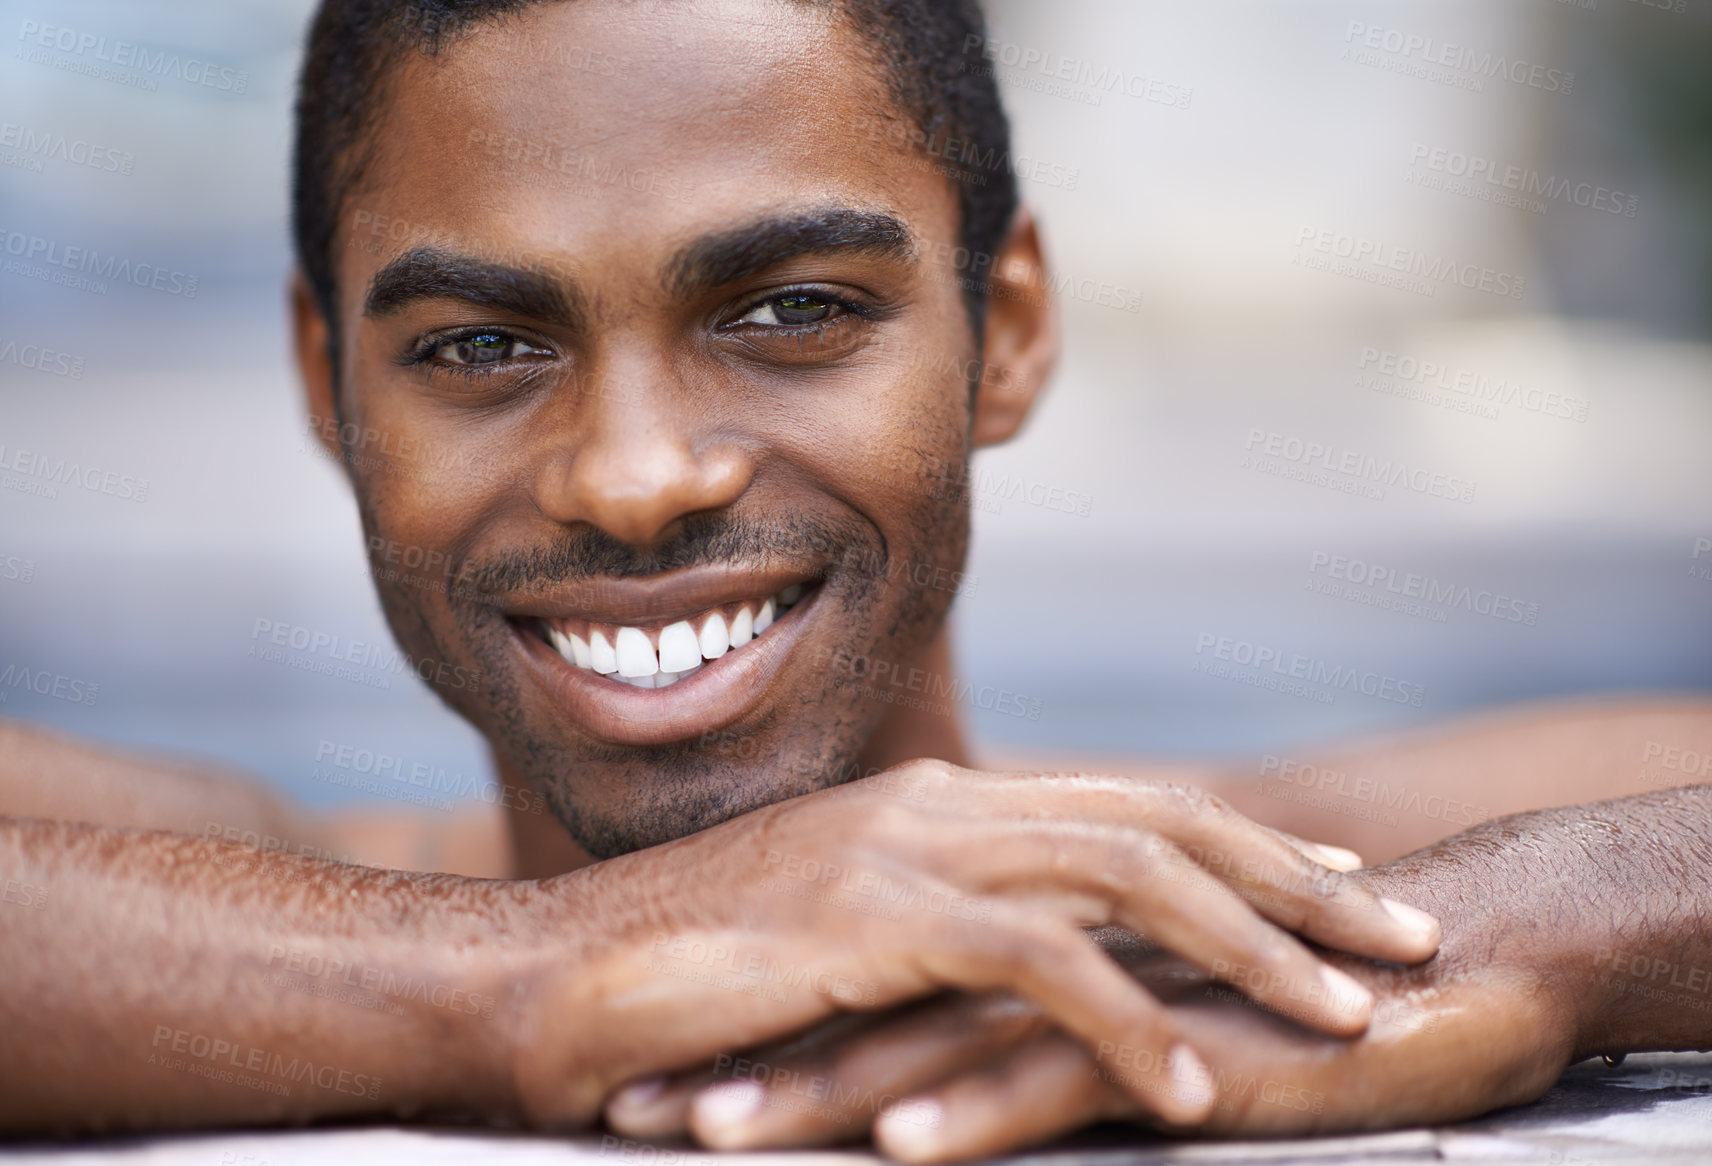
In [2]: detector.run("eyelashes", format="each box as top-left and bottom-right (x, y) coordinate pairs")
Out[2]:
(396, 327), (553, 385)
(397, 284), (897, 386)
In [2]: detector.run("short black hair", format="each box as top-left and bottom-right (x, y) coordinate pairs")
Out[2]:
(292, 0), (1019, 346)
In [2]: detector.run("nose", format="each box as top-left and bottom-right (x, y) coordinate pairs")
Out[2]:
(530, 361), (753, 546)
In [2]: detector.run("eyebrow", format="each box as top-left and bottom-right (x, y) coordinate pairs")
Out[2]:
(361, 206), (917, 323)
(664, 207), (917, 297)
(364, 247), (580, 325)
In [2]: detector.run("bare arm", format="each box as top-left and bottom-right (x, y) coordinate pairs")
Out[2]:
(0, 741), (1445, 1135)
(988, 696), (1712, 863)
(0, 718), (511, 876)
(0, 816), (522, 1132)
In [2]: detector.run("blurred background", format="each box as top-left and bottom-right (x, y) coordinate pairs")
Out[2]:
(1, 0), (1708, 814)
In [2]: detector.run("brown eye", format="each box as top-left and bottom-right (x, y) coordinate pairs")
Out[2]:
(432, 331), (544, 366)
(735, 292), (842, 327)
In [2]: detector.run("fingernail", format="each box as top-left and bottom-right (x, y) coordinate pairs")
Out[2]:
(612, 1075), (666, 1110)
(1381, 897), (1442, 944)
(1312, 843), (1364, 871)
(693, 1079), (763, 1131)
(1319, 964), (1373, 1019)
(877, 1100), (945, 1160)
(1167, 1044), (1213, 1116)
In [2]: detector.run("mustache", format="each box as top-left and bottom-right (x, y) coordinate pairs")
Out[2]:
(454, 511), (866, 601)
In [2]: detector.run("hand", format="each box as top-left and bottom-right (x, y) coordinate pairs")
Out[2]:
(505, 759), (1440, 1128)
(617, 827), (1589, 1161)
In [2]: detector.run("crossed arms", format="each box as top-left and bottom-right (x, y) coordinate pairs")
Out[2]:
(2, 699), (1709, 1161)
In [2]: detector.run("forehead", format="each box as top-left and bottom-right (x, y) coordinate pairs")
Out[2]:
(346, 0), (947, 292)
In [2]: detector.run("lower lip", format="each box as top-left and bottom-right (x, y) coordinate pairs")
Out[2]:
(512, 591), (821, 747)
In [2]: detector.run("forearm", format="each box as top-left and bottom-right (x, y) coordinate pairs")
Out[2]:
(0, 816), (530, 1133)
(1221, 697), (1712, 863)
(1367, 782), (1712, 1057)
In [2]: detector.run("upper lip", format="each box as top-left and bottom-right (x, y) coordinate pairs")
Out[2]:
(501, 563), (821, 627)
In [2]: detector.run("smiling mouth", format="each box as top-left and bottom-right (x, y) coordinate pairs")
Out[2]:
(529, 582), (811, 689)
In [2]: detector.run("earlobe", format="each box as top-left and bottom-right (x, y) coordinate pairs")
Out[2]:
(290, 269), (346, 465)
(970, 207), (1060, 448)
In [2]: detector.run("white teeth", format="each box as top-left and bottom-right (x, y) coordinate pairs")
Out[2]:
(545, 623), (573, 659)
(615, 626), (658, 678)
(589, 630), (619, 674)
(698, 612), (730, 659)
(548, 585), (808, 687)
(729, 605), (754, 647)
(658, 620), (702, 672)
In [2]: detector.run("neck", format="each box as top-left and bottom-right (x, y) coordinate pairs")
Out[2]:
(500, 625), (969, 879)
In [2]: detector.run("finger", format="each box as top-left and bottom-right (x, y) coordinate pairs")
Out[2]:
(949, 824), (1377, 1035)
(911, 904), (1215, 1125)
(874, 1032), (1139, 1164)
(1275, 831), (1364, 871)
(946, 780), (1440, 964)
(688, 993), (1044, 1149)
(605, 1070), (707, 1139)
(608, 1010), (895, 1139)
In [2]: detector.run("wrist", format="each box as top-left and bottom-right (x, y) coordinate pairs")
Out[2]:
(1365, 788), (1712, 1061)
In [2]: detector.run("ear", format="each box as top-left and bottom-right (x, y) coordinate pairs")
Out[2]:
(290, 268), (345, 465)
(970, 206), (1060, 448)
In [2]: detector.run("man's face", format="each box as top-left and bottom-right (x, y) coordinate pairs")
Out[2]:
(324, 0), (983, 856)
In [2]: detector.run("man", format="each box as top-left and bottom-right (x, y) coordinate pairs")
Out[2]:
(1, 0), (1707, 1161)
